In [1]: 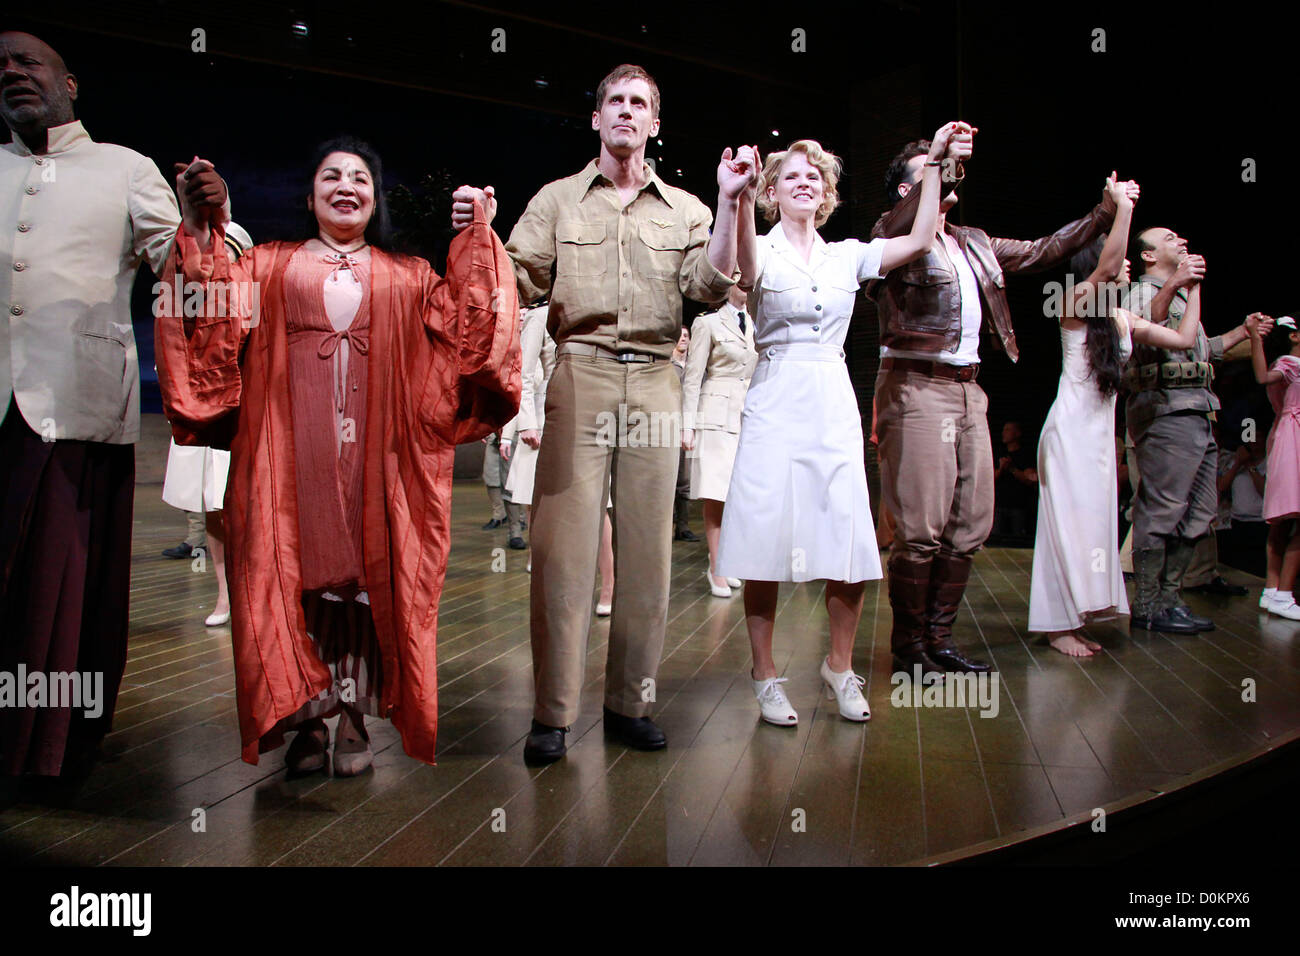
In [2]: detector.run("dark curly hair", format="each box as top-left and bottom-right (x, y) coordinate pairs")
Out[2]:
(883, 139), (931, 207)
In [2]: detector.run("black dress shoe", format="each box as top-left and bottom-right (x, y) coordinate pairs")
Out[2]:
(673, 529), (701, 542)
(892, 649), (947, 678)
(1131, 607), (1201, 634)
(523, 720), (568, 766)
(1168, 604), (1215, 631)
(929, 646), (992, 673)
(482, 517), (506, 530)
(1189, 576), (1248, 597)
(508, 536), (527, 550)
(162, 542), (195, 559)
(602, 707), (667, 750)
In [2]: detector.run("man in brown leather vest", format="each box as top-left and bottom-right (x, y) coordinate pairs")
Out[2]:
(868, 134), (1115, 675)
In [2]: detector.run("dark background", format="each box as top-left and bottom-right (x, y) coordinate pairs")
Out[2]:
(6, 0), (1288, 471)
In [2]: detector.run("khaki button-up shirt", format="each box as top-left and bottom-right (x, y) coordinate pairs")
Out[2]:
(505, 160), (734, 360)
(1, 120), (180, 443)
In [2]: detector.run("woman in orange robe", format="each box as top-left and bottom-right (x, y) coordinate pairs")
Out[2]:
(155, 139), (520, 774)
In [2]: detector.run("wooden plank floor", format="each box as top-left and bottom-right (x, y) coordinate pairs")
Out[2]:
(4, 446), (1299, 866)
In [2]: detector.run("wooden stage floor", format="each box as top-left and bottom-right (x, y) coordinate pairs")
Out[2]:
(3, 476), (1299, 867)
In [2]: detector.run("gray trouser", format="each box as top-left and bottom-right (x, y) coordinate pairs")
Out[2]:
(1131, 411), (1217, 551)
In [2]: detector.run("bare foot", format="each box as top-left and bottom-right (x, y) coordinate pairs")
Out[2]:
(1079, 635), (1102, 651)
(1049, 633), (1095, 657)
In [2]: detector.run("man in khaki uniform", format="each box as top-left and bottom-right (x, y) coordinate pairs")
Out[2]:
(452, 64), (748, 763)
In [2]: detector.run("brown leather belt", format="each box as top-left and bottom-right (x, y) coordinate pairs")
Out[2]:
(555, 342), (664, 364)
(881, 357), (980, 382)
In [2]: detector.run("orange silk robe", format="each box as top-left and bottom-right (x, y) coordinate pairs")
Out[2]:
(155, 205), (520, 765)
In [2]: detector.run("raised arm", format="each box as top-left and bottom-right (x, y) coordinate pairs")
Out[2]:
(878, 122), (972, 274)
(989, 178), (1117, 275)
(1063, 175), (1137, 326)
(1246, 313), (1285, 385)
(1128, 283), (1204, 350)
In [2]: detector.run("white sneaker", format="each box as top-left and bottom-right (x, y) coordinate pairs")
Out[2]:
(820, 659), (870, 721)
(752, 676), (798, 726)
(1267, 596), (1300, 620)
(1260, 589), (1276, 610)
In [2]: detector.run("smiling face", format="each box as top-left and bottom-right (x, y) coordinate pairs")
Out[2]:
(1139, 227), (1188, 273)
(592, 77), (660, 158)
(768, 151), (825, 224)
(308, 151), (375, 243)
(0, 32), (77, 137)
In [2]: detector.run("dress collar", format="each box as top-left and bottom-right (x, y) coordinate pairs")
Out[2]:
(8, 119), (91, 157)
(769, 219), (827, 275)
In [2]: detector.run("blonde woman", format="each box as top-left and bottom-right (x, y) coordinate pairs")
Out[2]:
(717, 126), (969, 726)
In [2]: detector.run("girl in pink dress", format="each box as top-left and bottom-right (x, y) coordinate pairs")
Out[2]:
(1247, 314), (1300, 618)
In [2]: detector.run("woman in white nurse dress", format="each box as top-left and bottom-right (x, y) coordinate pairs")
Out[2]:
(716, 126), (968, 726)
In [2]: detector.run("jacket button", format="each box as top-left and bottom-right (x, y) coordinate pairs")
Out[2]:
(17, 223), (30, 232)
(33, 157), (44, 165)
(13, 261), (26, 271)
(25, 186), (38, 195)
(11, 306), (23, 316)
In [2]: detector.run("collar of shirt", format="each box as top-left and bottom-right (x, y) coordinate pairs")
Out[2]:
(578, 158), (675, 207)
(5, 118), (91, 157)
(1139, 272), (1187, 301)
(768, 219), (828, 275)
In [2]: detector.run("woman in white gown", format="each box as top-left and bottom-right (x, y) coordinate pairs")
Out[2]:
(717, 124), (970, 725)
(1028, 174), (1205, 655)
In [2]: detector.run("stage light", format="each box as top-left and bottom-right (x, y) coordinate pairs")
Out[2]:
(291, 21), (309, 39)
(535, 77), (549, 89)
(770, 129), (780, 137)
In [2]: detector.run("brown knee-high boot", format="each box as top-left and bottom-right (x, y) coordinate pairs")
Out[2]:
(925, 552), (991, 673)
(888, 552), (944, 675)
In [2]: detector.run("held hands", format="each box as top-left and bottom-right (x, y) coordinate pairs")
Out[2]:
(1171, 253), (1207, 289)
(173, 156), (229, 233)
(929, 122), (976, 164)
(451, 185), (497, 232)
(1245, 312), (1274, 339)
(1103, 171), (1140, 211)
(719, 145), (761, 202)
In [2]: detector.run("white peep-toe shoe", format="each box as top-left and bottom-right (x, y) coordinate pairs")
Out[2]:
(752, 676), (798, 726)
(820, 658), (870, 721)
(705, 570), (732, 598)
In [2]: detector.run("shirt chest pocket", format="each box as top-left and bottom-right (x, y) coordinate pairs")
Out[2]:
(556, 221), (608, 277)
(638, 221), (688, 280)
(758, 273), (804, 320)
(896, 267), (954, 331)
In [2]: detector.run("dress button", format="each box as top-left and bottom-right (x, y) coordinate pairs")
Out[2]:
(17, 223), (30, 232)
(814, 304), (822, 311)
(812, 325), (819, 331)
(11, 306), (23, 316)
(33, 157), (44, 165)
(811, 285), (818, 292)
(25, 186), (38, 195)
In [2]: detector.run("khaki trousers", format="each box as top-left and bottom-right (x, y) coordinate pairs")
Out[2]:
(530, 354), (680, 727)
(874, 369), (995, 559)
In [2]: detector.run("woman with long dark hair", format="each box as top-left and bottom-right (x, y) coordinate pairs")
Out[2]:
(156, 137), (520, 774)
(1028, 174), (1204, 655)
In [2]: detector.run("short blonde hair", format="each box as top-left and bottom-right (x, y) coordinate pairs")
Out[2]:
(757, 140), (843, 228)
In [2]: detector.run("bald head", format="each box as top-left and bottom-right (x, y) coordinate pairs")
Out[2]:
(0, 31), (78, 144)
(1132, 225), (1187, 278)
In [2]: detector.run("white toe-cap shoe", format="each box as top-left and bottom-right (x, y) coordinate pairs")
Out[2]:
(820, 659), (870, 721)
(752, 676), (798, 726)
(706, 570), (732, 598)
